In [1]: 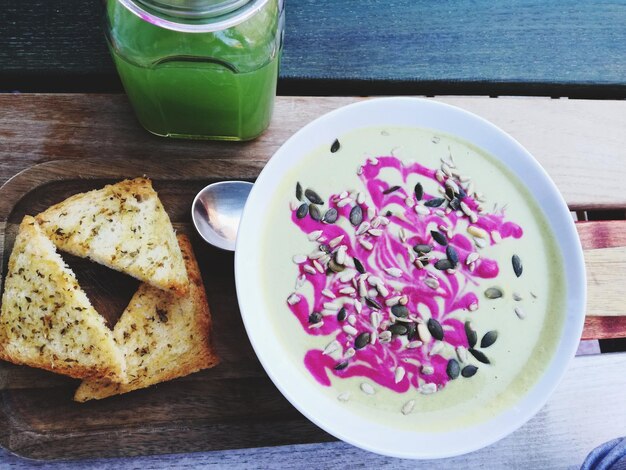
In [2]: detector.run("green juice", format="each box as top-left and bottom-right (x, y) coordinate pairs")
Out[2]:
(106, 0), (282, 140)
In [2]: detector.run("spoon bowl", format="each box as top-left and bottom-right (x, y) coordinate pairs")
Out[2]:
(191, 180), (253, 251)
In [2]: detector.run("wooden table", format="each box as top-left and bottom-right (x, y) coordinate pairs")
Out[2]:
(3, 0), (626, 466)
(1, 94), (626, 468)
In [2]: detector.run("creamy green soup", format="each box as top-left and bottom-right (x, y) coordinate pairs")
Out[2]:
(261, 126), (565, 431)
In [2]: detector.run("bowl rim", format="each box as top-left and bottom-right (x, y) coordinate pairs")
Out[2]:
(234, 97), (586, 459)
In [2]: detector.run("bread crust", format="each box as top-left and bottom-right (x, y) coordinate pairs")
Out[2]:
(35, 178), (189, 296)
(74, 234), (219, 402)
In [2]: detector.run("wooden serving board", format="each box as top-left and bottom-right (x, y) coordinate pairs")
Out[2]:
(0, 159), (624, 461)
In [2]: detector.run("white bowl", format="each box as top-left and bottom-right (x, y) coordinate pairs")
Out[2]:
(234, 97), (586, 459)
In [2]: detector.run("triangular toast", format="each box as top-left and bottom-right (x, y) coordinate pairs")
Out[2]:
(35, 178), (188, 296)
(0, 216), (126, 382)
(74, 234), (218, 402)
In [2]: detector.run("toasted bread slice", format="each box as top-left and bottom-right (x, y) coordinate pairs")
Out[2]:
(74, 234), (218, 402)
(0, 216), (126, 382)
(35, 178), (188, 296)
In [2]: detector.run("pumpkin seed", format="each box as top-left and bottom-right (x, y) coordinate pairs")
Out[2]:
(296, 203), (308, 218)
(365, 297), (382, 310)
(431, 230), (448, 246)
(308, 312), (323, 324)
(424, 197), (445, 207)
(469, 348), (490, 364)
(413, 244), (432, 254)
(446, 245), (459, 265)
(309, 204), (322, 221)
(330, 139), (341, 153)
(305, 188), (324, 205)
(391, 305), (409, 318)
(355, 332), (371, 349)
(383, 185), (401, 195)
(435, 259), (453, 270)
(414, 182), (424, 201)
(485, 287), (503, 299)
(461, 365), (478, 378)
(296, 182), (303, 200)
(389, 324), (408, 336)
(465, 321), (477, 348)
(322, 207), (338, 223)
(512, 255), (523, 277)
(481, 330), (498, 348)
(427, 318), (444, 340)
(337, 307), (347, 321)
(349, 205), (363, 226)
(447, 358), (461, 379)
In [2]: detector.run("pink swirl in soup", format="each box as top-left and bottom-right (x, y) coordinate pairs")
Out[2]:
(285, 154), (522, 395)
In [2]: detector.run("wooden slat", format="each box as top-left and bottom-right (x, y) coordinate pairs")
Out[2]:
(3, 352), (626, 468)
(3, 1), (626, 95)
(0, 95), (625, 210)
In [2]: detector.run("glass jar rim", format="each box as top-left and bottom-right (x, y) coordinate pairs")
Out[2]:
(118, 0), (270, 32)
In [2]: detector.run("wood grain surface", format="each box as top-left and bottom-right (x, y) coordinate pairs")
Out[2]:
(1, 94), (626, 210)
(2, 352), (626, 468)
(3, 0), (626, 97)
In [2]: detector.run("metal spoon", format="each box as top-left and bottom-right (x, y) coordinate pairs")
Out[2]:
(191, 181), (253, 251)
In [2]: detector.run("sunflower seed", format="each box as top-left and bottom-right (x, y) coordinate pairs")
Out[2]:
(422, 365), (434, 375)
(378, 330), (392, 343)
(370, 312), (382, 328)
(330, 139), (341, 153)
(469, 348), (490, 364)
(435, 169), (445, 183)
(307, 230), (323, 242)
(323, 340), (340, 355)
(321, 289), (335, 299)
(401, 399), (416, 415)
(287, 293), (300, 305)
(339, 270), (356, 283)
(405, 196), (415, 207)
(456, 346), (469, 363)
(360, 382), (376, 395)
(395, 366), (406, 383)
(367, 276), (381, 286)
(384, 267), (403, 278)
(334, 360), (349, 370)
(442, 163), (453, 177)
(354, 300), (363, 314)
(336, 198), (352, 208)
(512, 255), (523, 277)
(343, 325), (358, 336)
(461, 365), (478, 378)
(407, 340), (423, 349)
(414, 205), (430, 216)
(359, 239), (374, 251)
(368, 228), (383, 237)
(485, 287), (503, 299)
(424, 277), (439, 290)
(345, 347), (356, 358)
(515, 307), (526, 319)
(419, 383), (437, 395)
(467, 225), (488, 239)
(424, 197), (445, 207)
(353, 257), (365, 274)
(385, 296), (402, 306)
(337, 391), (350, 401)
(324, 302), (340, 311)
(382, 185), (401, 195)
(481, 330), (498, 348)
(465, 321), (477, 348)
(339, 287), (355, 295)
(474, 237), (487, 248)
(431, 230), (448, 246)
(296, 182), (303, 200)
(513, 292), (523, 301)
(358, 279), (368, 297)
(295, 274), (306, 289)
(376, 283), (389, 297)
(430, 340), (444, 356)
(466, 252), (479, 264)
(292, 255), (307, 264)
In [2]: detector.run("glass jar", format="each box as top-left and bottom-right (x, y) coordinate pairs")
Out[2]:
(105, 0), (284, 140)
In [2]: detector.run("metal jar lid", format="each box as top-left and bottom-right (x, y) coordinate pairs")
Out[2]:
(120, 0), (271, 32)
